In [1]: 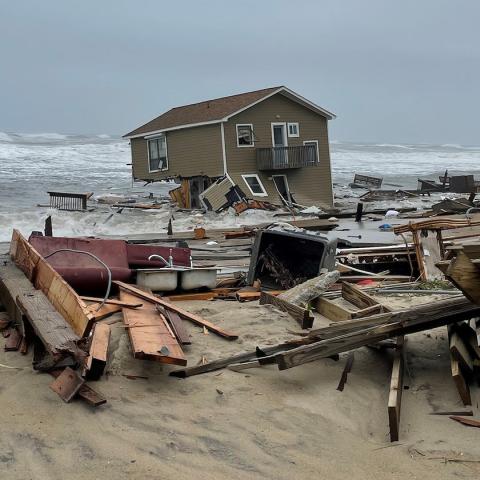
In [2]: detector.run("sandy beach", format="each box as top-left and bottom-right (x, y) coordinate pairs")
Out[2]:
(1, 292), (479, 480)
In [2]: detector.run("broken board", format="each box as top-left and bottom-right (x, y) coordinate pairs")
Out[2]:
(119, 290), (186, 366)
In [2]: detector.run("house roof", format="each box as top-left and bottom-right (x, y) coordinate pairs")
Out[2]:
(124, 86), (335, 138)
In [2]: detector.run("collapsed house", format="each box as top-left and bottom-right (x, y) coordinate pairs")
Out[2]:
(123, 86), (335, 210)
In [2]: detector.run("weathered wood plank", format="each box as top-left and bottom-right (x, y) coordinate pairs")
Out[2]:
(275, 296), (480, 370)
(85, 323), (110, 380)
(450, 331), (474, 373)
(17, 291), (80, 358)
(115, 281), (238, 340)
(388, 336), (405, 442)
(316, 297), (352, 321)
(450, 354), (471, 406)
(260, 291), (314, 329)
(159, 303), (191, 346)
(80, 296), (142, 308)
(119, 289), (186, 365)
(442, 251), (480, 304)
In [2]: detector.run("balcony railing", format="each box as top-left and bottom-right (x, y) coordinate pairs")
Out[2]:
(256, 145), (318, 170)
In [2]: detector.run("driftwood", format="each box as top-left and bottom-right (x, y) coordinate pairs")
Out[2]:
(279, 271), (340, 307)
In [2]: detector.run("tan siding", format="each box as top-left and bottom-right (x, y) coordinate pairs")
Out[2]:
(130, 124), (224, 181)
(200, 177), (234, 211)
(224, 93), (334, 207)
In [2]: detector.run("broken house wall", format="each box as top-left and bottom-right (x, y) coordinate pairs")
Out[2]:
(130, 123), (224, 181)
(224, 93), (334, 207)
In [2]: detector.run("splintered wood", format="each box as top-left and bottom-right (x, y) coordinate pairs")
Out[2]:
(119, 289), (187, 366)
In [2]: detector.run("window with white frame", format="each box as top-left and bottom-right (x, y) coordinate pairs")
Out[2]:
(147, 135), (168, 172)
(303, 140), (319, 163)
(287, 122), (299, 137)
(241, 174), (268, 197)
(236, 124), (254, 147)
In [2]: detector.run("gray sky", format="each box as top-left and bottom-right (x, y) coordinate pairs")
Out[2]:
(1, 0), (479, 144)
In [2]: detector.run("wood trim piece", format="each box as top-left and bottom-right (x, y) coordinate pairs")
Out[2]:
(260, 291), (314, 329)
(388, 336), (405, 442)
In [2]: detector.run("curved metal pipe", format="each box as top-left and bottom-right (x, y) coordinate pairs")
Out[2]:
(43, 249), (112, 312)
(466, 207), (480, 219)
(148, 254), (170, 266)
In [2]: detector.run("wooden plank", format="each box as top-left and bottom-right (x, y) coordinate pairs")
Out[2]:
(274, 296), (480, 370)
(49, 367), (85, 402)
(17, 291), (80, 358)
(85, 323), (110, 380)
(450, 353), (471, 406)
(336, 353), (355, 391)
(443, 251), (480, 304)
(4, 328), (22, 351)
(9, 230), (95, 336)
(419, 231), (444, 281)
(0, 255), (37, 335)
(158, 304), (191, 346)
(388, 336), (405, 442)
(80, 296), (142, 308)
(260, 291), (314, 329)
(342, 282), (392, 311)
(115, 281), (238, 340)
(85, 303), (122, 321)
(316, 297), (352, 321)
(236, 290), (282, 302)
(49, 369), (107, 406)
(119, 290), (186, 365)
(450, 331), (474, 372)
(449, 416), (480, 428)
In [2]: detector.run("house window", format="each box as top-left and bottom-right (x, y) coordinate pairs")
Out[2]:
(236, 124), (254, 147)
(287, 122), (299, 137)
(303, 140), (319, 163)
(147, 135), (168, 172)
(241, 174), (268, 197)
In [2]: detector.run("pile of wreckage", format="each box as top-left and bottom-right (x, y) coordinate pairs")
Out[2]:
(2, 211), (480, 440)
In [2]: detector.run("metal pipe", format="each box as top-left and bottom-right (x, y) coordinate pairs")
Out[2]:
(148, 254), (171, 267)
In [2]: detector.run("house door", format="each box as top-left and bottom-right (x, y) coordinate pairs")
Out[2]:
(272, 175), (294, 204)
(271, 123), (288, 167)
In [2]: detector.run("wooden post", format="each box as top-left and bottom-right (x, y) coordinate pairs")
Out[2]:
(355, 202), (364, 222)
(388, 336), (405, 442)
(44, 216), (53, 237)
(167, 218), (173, 236)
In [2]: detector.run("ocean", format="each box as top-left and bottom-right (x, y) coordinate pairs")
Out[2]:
(1, 132), (480, 242)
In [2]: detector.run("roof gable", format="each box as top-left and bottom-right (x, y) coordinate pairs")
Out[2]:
(124, 86), (335, 138)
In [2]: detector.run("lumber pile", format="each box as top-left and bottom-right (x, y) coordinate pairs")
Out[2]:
(0, 230), (237, 407)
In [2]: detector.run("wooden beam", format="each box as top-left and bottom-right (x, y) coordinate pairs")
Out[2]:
(316, 297), (352, 321)
(85, 303), (122, 322)
(49, 367), (85, 402)
(342, 282), (392, 312)
(336, 352), (355, 391)
(119, 289), (186, 365)
(16, 291), (80, 358)
(80, 296), (142, 308)
(449, 416), (480, 428)
(388, 336), (405, 442)
(450, 331), (474, 373)
(85, 323), (110, 380)
(260, 291), (314, 329)
(274, 296), (480, 370)
(115, 281), (238, 340)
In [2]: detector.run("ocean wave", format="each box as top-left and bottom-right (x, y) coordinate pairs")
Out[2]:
(17, 132), (69, 140)
(0, 132), (12, 142)
(373, 143), (414, 149)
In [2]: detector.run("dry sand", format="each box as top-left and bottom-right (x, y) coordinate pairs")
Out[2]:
(1, 296), (479, 479)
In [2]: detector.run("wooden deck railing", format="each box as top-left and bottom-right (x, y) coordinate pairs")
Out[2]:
(256, 145), (318, 170)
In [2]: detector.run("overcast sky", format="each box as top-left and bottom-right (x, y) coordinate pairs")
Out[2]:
(1, 0), (478, 144)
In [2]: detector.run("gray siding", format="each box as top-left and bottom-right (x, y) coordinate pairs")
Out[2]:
(131, 123), (224, 181)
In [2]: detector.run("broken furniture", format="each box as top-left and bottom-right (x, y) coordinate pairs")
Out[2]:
(28, 234), (191, 295)
(349, 173), (383, 189)
(247, 228), (337, 289)
(47, 191), (93, 211)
